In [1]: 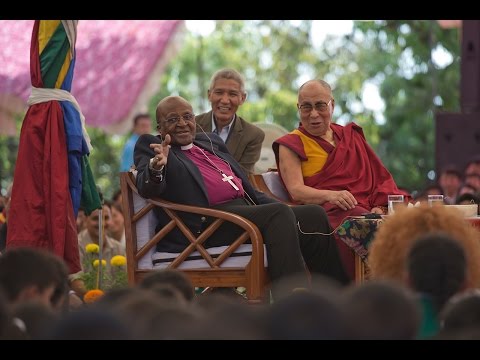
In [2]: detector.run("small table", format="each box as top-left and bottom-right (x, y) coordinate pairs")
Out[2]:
(335, 217), (383, 283)
(335, 216), (480, 283)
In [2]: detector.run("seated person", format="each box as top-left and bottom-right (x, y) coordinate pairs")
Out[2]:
(464, 156), (480, 177)
(457, 182), (476, 197)
(413, 183), (443, 204)
(369, 205), (480, 288)
(438, 165), (462, 204)
(0, 247), (69, 310)
(455, 193), (480, 215)
(78, 204), (125, 272)
(195, 68), (265, 176)
(120, 113), (152, 172)
(133, 95), (349, 292)
(406, 233), (469, 339)
(464, 173), (480, 192)
(439, 290), (480, 338)
(273, 79), (409, 278)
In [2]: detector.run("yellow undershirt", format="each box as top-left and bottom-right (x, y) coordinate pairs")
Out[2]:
(291, 129), (329, 177)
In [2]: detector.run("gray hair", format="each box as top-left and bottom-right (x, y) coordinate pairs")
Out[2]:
(208, 68), (246, 94)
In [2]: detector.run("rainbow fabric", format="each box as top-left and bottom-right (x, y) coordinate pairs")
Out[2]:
(7, 21), (101, 273)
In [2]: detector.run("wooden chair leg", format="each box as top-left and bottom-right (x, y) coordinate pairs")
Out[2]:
(355, 254), (365, 284)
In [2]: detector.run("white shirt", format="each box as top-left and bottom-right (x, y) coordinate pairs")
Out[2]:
(211, 114), (235, 143)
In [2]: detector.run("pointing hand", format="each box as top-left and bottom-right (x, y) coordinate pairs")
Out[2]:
(149, 134), (171, 169)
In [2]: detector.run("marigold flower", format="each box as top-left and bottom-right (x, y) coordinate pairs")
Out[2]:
(86, 243), (99, 253)
(111, 255), (127, 267)
(83, 289), (105, 303)
(93, 259), (107, 268)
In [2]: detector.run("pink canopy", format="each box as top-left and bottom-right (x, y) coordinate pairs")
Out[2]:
(0, 20), (184, 135)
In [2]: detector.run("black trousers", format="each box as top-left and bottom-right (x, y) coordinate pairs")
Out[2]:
(209, 199), (349, 287)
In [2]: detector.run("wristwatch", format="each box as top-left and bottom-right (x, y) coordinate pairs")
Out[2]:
(149, 158), (165, 181)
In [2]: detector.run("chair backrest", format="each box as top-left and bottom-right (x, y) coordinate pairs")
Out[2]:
(250, 169), (291, 203)
(120, 171), (269, 303)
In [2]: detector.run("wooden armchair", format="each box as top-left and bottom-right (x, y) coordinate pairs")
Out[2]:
(120, 172), (269, 303)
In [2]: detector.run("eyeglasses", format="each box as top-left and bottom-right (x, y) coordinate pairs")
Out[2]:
(298, 99), (332, 114)
(164, 113), (195, 126)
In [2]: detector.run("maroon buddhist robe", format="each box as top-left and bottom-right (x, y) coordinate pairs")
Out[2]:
(273, 122), (409, 279)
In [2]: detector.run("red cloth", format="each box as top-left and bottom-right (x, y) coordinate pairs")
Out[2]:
(6, 22), (80, 273)
(7, 103), (80, 274)
(274, 122), (409, 279)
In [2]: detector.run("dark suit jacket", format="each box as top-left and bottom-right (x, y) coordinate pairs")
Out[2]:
(134, 132), (275, 253)
(195, 111), (265, 175)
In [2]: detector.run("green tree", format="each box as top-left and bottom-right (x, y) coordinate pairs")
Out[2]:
(328, 20), (460, 191)
(150, 20), (323, 130)
(86, 128), (125, 200)
(153, 20), (462, 192)
(0, 134), (19, 193)
(0, 113), (22, 194)
(0, 20), (463, 198)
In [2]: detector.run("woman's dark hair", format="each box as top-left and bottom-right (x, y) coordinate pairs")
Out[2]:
(407, 233), (466, 313)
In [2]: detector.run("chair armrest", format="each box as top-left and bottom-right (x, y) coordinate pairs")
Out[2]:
(121, 171), (265, 270)
(147, 197), (264, 254)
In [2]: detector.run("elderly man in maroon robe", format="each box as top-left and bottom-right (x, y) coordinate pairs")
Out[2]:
(273, 79), (409, 279)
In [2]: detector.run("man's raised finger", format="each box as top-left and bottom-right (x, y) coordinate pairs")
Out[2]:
(162, 134), (171, 148)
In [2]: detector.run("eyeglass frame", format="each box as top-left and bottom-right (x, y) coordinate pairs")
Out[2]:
(297, 99), (332, 114)
(163, 113), (196, 126)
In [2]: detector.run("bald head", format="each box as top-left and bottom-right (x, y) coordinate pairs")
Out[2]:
(298, 80), (332, 100)
(156, 95), (196, 146)
(156, 96), (192, 123)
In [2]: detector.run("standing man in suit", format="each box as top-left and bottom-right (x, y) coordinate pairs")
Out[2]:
(134, 95), (349, 291)
(195, 68), (264, 176)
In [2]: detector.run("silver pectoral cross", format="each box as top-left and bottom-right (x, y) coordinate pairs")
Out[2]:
(222, 172), (239, 190)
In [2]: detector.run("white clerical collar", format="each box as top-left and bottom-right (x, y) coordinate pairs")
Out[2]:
(181, 143), (193, 150)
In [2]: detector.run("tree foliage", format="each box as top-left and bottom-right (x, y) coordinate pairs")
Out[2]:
(332, 20), (460, 191)
(86, 128), (125, 199)
(0, 20), (462, 198)
(150, 20), (321, 130)
(152, 20), (460, 192)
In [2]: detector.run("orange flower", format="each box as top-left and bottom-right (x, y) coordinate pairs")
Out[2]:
(83, 289), (105, 304)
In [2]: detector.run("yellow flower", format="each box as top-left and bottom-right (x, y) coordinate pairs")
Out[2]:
(111, 255), (127, 267)
(93, 259), (107, 268)
(86, 243), (99, 253)
(83, 289), (105, 303)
